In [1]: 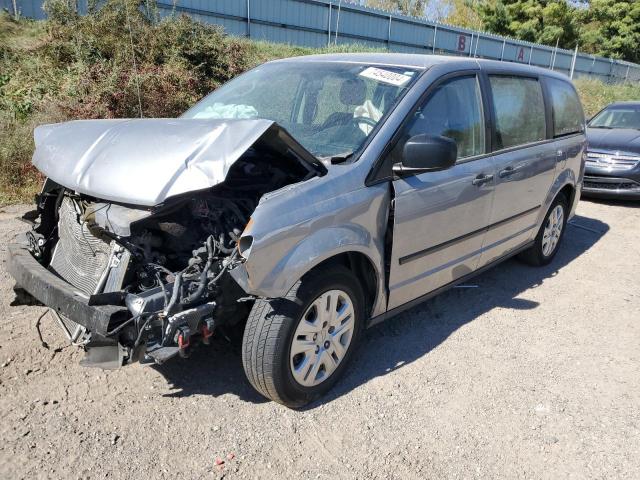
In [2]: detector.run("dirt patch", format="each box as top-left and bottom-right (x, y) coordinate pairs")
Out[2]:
(1, 199), (638, 479)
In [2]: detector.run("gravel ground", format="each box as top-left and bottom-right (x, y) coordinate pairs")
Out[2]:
(0, 199), (638, 479)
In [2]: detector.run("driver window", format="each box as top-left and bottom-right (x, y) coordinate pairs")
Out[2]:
(376, 75), (485, 181)
(407, 75), (485, 159)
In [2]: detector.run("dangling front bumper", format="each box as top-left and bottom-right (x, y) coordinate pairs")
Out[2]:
(7, 234), (129, 342)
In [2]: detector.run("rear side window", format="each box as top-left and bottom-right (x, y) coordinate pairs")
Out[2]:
(546, 78), (584, 137)
(489, 76), (546, 149)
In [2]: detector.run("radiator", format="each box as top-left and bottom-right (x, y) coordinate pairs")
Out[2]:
(49, 197), (114, 296)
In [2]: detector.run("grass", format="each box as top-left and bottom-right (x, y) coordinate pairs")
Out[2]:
(1, 2), (639, 205)
(573, 78), (640, 117)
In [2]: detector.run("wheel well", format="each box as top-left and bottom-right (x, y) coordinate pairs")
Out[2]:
(304, 252), (378, 317)
(559, 184), (575, 206)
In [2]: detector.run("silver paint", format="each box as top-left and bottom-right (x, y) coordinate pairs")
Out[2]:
(33, 118), (299, 206)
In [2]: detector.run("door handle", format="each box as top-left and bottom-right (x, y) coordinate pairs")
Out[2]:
(472, 173), (494, 186)
(556, 149), (567, 162)
(499, 166), (517, 178)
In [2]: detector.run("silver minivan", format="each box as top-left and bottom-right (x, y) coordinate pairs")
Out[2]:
(9, 54), (586, 407)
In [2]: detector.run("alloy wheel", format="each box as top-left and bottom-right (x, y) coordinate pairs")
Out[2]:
(542, 204), (564, 257)
(290, 289), (355, 387)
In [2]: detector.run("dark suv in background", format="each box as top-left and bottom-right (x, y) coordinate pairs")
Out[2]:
(584, 101), (640, 199)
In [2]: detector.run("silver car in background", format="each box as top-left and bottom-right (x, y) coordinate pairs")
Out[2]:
(8, 54), (586, 407)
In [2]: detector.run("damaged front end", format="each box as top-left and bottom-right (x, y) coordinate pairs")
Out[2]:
(9, 119), (324, 368)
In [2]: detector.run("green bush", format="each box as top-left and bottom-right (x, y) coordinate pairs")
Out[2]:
(0, 2), (267, 203)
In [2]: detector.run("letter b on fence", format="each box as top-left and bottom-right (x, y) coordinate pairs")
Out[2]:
(457, 35), (466, 52)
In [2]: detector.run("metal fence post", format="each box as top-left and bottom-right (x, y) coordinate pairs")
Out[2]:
(387, 15), (392, 51)
(624, 64), (630, 84)
(432, 25), (438, 53)
(12, 0), (18, 18)
(569, 44), (578, 79)
(334, 0), (342, 46)
(246, 0), (251, 38)
(528, 46), (533, 65)
(551, 41), (559, 70)
(474, 33), (480, 57)
(327, 2), (332, 47)
(549, 38), (559, 70)
(500, 39), (506, 61)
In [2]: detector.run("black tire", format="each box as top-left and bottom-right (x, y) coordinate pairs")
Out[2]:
(518, 193), (568, 266)
(241, 264), (365, 408)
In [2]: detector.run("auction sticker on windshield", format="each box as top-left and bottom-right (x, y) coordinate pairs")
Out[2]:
(359, 67), (412, 86)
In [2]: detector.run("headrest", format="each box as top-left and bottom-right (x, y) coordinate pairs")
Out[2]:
(340, 78), (367, 106)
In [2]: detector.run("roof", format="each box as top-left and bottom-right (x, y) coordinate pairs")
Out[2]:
(275, 52), (570, 81)
(606, 101), (640, 107)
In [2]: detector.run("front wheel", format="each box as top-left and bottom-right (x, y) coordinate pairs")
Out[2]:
(518, 193), (568, 266)
(241, 265), (364, 408)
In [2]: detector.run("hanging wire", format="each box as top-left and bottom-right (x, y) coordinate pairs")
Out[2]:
(123, 0), (144, 118)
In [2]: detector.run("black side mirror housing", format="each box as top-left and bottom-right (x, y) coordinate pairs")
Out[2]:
(393, 134), (457, 177)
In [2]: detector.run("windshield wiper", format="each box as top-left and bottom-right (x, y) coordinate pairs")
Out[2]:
(589, 125), (614, 129)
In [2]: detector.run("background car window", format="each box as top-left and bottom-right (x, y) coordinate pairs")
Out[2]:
(405, 76), (485, 159)
(589, 106), (640, 129)
(489, 76), (546, 149)
(547, 78), (584, 137)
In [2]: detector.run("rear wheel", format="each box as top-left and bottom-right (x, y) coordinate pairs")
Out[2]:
(242, 265), (364, 407)
(519, 193), (568, 266)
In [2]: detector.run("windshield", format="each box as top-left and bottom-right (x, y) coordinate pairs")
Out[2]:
(589, 105), (640, 130)
(182, 61), (420, 158)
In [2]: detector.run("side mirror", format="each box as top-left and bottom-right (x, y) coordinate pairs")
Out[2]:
(393, 134), (457, 177)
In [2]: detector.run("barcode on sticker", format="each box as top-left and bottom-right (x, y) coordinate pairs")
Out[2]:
(359, 67), (411, 86)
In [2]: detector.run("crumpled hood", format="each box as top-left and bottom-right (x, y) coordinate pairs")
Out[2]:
(32, 118), (323, 206)
(587, 127), (640, 156)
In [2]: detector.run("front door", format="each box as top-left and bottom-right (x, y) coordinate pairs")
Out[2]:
(386, 74), (496, 310)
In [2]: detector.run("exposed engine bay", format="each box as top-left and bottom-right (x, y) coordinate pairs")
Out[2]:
(23, 145), (317, 368)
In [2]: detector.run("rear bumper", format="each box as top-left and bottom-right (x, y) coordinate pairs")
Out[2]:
(7, 235), (128, 338)
(581, 175), (640, 200)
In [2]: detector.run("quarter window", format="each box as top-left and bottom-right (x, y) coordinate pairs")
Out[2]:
(403, 75), (486, 159)
(547, 78), (584, 137)
(489, 76), (546, 149)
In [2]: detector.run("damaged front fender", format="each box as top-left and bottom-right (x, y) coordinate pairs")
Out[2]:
(231, 179), (391, 317)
